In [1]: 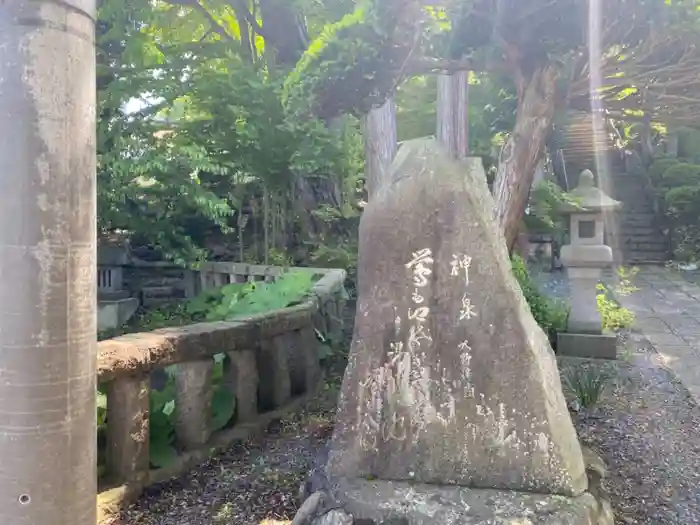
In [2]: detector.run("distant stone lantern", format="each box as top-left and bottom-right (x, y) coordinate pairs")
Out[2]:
(558, 169), (622, 359)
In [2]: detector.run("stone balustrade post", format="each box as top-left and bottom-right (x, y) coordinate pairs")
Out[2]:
(105, 376), (150, 484)
(174, 360), (213, 449)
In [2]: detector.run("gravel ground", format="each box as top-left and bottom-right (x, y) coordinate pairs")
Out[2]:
(563, 334), (700, 525)
(111, 381), (339, 525)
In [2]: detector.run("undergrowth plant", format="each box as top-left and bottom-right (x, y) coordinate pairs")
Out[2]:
(563, 364), (613, 408)
(596, 266), (638, 331)
(511, 254), (569, 344)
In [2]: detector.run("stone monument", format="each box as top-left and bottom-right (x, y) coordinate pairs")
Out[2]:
(292, 139), (613, 524)
(557, 169), (622, 360)
(293, 139), (608, 525)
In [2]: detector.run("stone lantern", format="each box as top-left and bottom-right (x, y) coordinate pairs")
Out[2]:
(558, 169), (622, 359)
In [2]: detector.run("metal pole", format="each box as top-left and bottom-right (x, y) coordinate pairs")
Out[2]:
(0, 2), (97, 524)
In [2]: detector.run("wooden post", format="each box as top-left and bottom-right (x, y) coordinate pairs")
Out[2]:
(436, 71), (469, 159)
(364, 97), (398, 200)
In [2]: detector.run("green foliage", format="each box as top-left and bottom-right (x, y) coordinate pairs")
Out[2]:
(148, 366), (178, 468)
(97, 0), (364, 264)
(511, 255), (569, 344)
(664, 184), (700, 261)
(659, 163), (700, 190)
(207, 271), (317, 320)
(563, 364), (612, 409)
(594, 267), (637, 332)
(649, 157), (700, 262)
(676, 127), (700, 161)
(394, 72), (517, 156)
(648, 157), (680, 185)
(283, 0), (418, 121)
(524, 180), (580, 234)
(596, 283), (635, 332)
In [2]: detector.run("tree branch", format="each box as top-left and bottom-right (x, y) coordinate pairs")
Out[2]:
(163, 0), (235, 42)
(407, 57), (472, 75)
(228, 0), (271, 40)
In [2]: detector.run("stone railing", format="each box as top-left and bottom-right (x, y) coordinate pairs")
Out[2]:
(97, 266), (347, 523)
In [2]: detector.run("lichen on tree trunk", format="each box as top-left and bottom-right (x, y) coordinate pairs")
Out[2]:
(492, 62), (558, 251)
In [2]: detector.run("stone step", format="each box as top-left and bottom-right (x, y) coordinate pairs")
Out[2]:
(622, 246), (669, 256)
(624, 243), (668, 253)
(620, 234), (667, 244)
(622, 225), (662, 236)
(621, 215), (656, 226)
(623, 255), (670, 265)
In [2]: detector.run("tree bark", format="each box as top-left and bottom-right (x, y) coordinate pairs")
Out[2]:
(364, 98), (398, 200)
(639, 112), (654, 166)
(492, 62), (558, 251)
(436, 71), (469, 159)
(0, 2), (97, 523)
(666, 128), (679, 158)
(258, 0), (308, 68)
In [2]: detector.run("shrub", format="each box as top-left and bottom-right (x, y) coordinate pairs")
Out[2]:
(648, 157), (680, 185)
(677, 127), (700, 161)
(596, 270), (636, 331)
(665, 184), (700, 224)
(660, 163), (700, 190)
(511, 254), (569, 344)
(664, 185), (700, 261)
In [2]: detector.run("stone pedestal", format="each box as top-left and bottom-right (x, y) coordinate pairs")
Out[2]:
(321, 477), (613, 525)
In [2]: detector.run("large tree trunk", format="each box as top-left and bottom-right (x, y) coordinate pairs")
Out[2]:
(436, 71), (469, 159)
(492, 62), (557, 251)
(258, 0), (308, 68)
(364, 98), (398, 199)
(0, 2), (97, 523)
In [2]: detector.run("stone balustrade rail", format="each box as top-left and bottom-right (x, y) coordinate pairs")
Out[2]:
(97, 264), (347, 523)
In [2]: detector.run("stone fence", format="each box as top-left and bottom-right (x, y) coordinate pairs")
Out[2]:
(97, 265), (347, 523)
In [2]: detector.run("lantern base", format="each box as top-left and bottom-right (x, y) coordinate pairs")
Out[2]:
(557, 332), (618, 360)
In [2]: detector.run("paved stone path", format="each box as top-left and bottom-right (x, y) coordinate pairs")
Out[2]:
(612, 266), (700, 404)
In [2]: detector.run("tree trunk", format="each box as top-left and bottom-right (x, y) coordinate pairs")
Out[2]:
(492, 62), (558, 251)
(0, 2), (97, 523)
(364, 97), (398, 199)
(666, 128), (679, 158)
(258, 0), (308, 68)
(436, 71), (469, 159)
(639, 113), (654, 166)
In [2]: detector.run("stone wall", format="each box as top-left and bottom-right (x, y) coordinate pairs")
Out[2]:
(97, 268), (346, 523)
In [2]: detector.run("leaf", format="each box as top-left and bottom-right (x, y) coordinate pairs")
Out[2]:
(149, 436), (178, 469)
(163, 399), (176, 417)
(211, 387), (236, 431)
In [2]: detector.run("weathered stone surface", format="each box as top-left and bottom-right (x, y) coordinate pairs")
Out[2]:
(293, 492), (332, 525)
(257, 335), (292, 411)
(327, 138), (586, 496)
(327, 479), (613, 525)
(174, 359), (213, 449)
(311, 509), (354, 525)
(225, 350), (259, 422)
(299, 325), (323, 392)
(105, 375), (150, 483)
